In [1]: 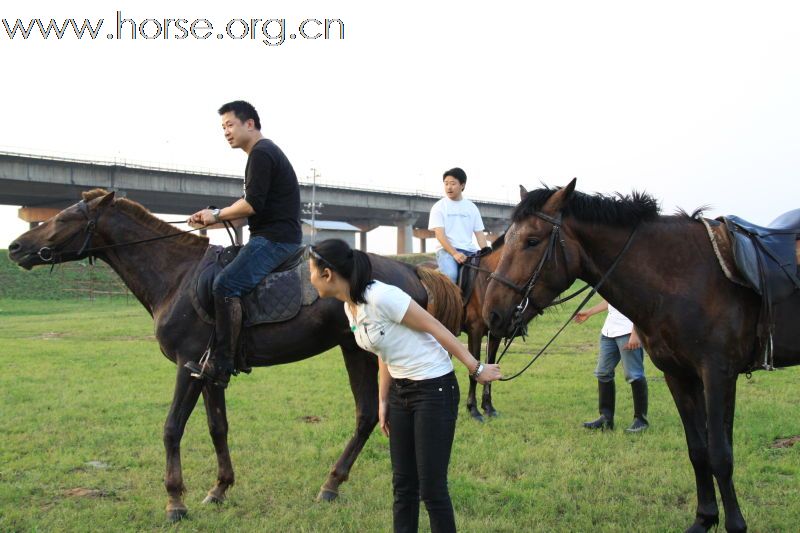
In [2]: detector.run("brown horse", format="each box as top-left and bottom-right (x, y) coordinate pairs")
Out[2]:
(7, 189), (462, 522)
(482, 180), (799, 532)
(460, 248), (505, 421)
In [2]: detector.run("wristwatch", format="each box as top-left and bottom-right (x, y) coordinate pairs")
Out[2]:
(471, 362), (484, 379)
(211, 208), (221, 222)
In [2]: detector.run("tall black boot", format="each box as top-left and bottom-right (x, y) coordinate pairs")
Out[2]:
(625, 378), (649, 433)
(583, 380), (615, 430)
(185, 295), (241, 388)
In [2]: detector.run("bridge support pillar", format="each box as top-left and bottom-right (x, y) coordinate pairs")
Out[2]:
(396, 213), (416, 254)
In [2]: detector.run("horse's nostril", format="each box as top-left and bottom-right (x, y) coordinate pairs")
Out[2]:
(9, 241), (20, 252)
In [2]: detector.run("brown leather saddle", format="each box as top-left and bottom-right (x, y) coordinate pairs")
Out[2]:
(190, 245), (318, 327)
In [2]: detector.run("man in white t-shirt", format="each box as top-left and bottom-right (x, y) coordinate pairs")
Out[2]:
(573, 299), (650, 433)
(428, 167), (488, 283)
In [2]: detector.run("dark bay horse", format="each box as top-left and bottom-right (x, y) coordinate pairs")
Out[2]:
(8, 189), (462, 522)
(482, 180), (799, 532)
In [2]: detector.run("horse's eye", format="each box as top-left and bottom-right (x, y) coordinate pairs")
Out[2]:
(526, 237), (540, 248)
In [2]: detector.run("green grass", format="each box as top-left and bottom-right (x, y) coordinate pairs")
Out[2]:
(1, 250), (128, 300)
(0, 298), (798, 532)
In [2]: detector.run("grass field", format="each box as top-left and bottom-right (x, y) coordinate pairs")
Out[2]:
(0, 298), (798, 532)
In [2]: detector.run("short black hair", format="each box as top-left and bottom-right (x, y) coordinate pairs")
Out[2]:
(443, 167), (467, 185)
(218, 100), (261, 130)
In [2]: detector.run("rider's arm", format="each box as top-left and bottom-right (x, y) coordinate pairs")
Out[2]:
(433, 227), (459, 257)
(475, 231), (488, 249)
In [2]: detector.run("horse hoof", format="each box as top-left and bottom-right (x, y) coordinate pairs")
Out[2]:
(470, 412), (485, 422)
(166, 508), (187, 522)
(202, 494), (225, 505)
(484, 409), (499, 418)
(316, 488), (339, 502)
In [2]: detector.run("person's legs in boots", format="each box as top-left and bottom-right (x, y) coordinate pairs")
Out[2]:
(185, 237), (299, 386)
(584, 334), (619, 430)
(617, 337), (648, 432)
(389, 383), (420, 533)
(414, 374), (458, 533)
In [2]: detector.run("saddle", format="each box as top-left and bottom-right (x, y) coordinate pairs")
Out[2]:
(190, 245), (319, 328)
(702, 209), (800, 369)
(456, 247), (493, 306)
(723, 210), (800, 302)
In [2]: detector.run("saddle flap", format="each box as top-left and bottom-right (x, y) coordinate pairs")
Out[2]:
(721, 216), (800, 302)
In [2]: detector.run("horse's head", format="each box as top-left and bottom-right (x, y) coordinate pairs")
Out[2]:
(8, 190), (116, 270)
(483, 179), (581, 337)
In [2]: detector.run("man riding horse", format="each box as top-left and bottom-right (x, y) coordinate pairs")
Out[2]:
(184, 100), (303, 387)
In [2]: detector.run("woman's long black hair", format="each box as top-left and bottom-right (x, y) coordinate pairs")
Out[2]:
(310, 239), (373, 304)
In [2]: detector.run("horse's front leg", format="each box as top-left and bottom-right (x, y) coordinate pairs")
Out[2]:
(664, 372), (719, 533)
(466, 331), (484, 421)
(163, 366), (204, 522)
(481, 333), (501, 417)
(702, 371), (747, 532)
(200, 383), (235, 505)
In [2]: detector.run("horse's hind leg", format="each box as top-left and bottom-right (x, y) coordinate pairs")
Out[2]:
(163, 366), (204, 521)
(466, 331), (484, 421)
(481, 334), (501, 417)
(201, 384), (235, 505)
(702, 371), (747, 532)
(317, 340), (379, 502)
(664, 372), (719, 532)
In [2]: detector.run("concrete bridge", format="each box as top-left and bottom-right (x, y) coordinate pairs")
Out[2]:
(0, 151), (514, 253)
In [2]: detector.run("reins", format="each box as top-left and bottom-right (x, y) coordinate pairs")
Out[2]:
(36, 201), (235, 267)
(493, 211), (638, 381)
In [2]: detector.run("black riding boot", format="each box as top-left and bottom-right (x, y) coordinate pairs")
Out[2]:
(583, 379), (615, 430)
(185, 295), (241, 388)
(625, 378), (649, 433)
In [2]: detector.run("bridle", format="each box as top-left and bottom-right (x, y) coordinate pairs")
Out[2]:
(489, 211), (569, 333)
(37, 200), (101, 264)
(35, 200), (209, 266)
(488, 210), (638, 381)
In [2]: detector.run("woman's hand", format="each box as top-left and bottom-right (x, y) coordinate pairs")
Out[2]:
(379, 401), (390, 437)
(476, 363), (502, 384)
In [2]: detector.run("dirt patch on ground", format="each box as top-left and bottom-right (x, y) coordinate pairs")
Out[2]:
(63, 488), (111, 498)
(36, 332), (66, 340)
(301, 415), (322, 423)
(771, 436), (800, 449)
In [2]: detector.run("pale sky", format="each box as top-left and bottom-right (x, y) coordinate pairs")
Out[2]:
(2, 1), (799, 252)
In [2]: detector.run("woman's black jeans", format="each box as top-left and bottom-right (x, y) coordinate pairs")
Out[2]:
(389, 371), (459, 533)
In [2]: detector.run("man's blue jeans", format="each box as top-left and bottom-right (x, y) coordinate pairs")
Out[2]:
(213, 236), (301, 298)
(594, 333), (646, 383)
(435, 248), (476, 283)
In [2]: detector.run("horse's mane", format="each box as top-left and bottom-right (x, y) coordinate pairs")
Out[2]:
(490, 231), (507, 250)
(82, 189), (209, 247)
(415, 266), (463, 335)
(512, 185), (661, 227)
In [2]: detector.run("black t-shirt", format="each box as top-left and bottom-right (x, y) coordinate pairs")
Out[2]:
(243, 138), (302, 244)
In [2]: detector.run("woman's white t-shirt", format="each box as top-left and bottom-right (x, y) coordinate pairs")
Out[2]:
(344, 280), (454, 380)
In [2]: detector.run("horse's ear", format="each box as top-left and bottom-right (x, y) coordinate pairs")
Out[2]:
(544, 178), (577, 212)
(96, 191), (116, 208)
(519, 185), (528, 200)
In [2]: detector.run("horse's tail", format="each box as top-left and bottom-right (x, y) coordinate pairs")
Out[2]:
(415, 266), (463, 336)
